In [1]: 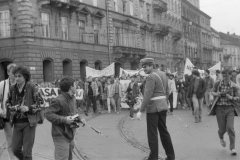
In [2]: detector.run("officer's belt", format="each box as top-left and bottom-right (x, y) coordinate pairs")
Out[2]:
(151, 96), (166, 101)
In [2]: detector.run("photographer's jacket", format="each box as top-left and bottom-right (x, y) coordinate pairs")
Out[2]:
(45, 92), (78, 142)
(140, 70), (169, 113)
(6, 82), (42, 126)
(209, 80), (240, 116)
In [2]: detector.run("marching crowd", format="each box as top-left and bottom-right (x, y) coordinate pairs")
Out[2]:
(0, 62), (240, 160)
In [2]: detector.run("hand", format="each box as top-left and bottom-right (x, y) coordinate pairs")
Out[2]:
(19, 105), (29, 113)
(0, 109), (6, 118)
(80, 118), (86, 126)
(65, 116), (75, 125)
(136, 111), (142, 120)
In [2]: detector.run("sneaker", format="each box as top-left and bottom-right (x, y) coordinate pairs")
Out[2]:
(220, 139), (226, 147)
(231, 149), (237, 156)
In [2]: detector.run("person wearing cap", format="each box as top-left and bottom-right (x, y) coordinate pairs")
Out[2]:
(136, 58), (175, 160)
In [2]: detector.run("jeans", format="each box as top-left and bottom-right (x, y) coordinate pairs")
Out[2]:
(53, 137), (74, 160)
(113, 94), (121, 112)
(86, 95), (97, 113)
(192, 94), (203, 121)
(216, 106), (235, 150)
(146, 111), (175, 160)
(12, 122), (36, 160)
(168, 93), (173, 113)
(3, 121), (16, 160)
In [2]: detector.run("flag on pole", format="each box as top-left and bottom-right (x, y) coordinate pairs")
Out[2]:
(183, 58), (194, 75)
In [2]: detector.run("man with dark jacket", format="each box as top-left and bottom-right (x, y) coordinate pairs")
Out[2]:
(45, 77), (86, 160)
(136, 58), (175, 160)
(189, 70), (206, 123)
(6, 65), (43, 160)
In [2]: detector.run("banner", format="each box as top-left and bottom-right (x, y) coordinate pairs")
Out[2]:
(184, 58), (194, 75)
(120, 68), (148, 78)
(75, 89), (84, 100)
(86, 63), (115, 78)
(86, 67), (101, 78)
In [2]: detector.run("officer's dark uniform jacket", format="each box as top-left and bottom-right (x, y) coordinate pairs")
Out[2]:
(140, 70), (169, 113)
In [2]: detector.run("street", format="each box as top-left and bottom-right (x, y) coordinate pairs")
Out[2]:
(1, 107), (240, 160)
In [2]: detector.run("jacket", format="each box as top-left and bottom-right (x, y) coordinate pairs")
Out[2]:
(108, 82), (123, 98)
(45, 92), (78, 142)
(140, 70), (169, 113)
(6, 82), (42, 126)
(188, 77), (206, 99)
(84, 81), (98, 96)
(209, 80), (240, 116)
(0, 79), (10, 118)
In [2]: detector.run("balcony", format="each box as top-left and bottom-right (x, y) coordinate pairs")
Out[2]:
(113, 46), (146, 63)
(152, 0), (167, 13)
(113, 46), (146, 56)
(38, 0), (81, 10)
(152, 24), (170, 37)
(172, 31), (182, 41)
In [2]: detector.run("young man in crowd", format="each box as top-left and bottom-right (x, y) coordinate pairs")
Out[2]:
(113, 77), (122, 114)
(188, 70), (206, 123)
(126, 75), (139, 119)
(0, 63), (17, 160)
(204, 70), (214, 109)
(45, 77), (86, 160)
(137, 58), (175, 160)
(168, 74), (176, 115)
(210, 69), (239, 156)
(6, 65), (43, 160)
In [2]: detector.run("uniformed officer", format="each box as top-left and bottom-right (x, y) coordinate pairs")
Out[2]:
(136, 58), (175, 160)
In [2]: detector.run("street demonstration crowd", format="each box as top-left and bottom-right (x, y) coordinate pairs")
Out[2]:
(0, 62), (240, 160)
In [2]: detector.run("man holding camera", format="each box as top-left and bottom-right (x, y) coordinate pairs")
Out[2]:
(210, 69), (240, 155)
(45, 77), (86, 160)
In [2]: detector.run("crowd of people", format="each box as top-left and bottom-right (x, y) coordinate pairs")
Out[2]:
(0, 61), (240, 160)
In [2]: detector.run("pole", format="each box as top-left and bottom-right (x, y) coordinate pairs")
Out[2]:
(105, 0), (111, 65)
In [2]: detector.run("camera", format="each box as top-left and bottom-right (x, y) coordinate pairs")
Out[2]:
(69, 114), (83, 128)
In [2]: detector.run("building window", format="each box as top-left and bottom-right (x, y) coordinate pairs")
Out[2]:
(146, 4), (150, 22)
(61, 16), (68, 40)
(0, 10), (10, 38)
(123, 1), (127, 14)
(93, 0), (97, 6)
(93, 22), (100, 44)
(129, 1), (134, 16)
(114, 0), (118, 12)
(41, 13), (50, 38)
(78, 20), (85, 41)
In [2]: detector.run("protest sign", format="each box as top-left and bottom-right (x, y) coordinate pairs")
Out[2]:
(39, 88), (60, 107)
(75, 89), (84, 100)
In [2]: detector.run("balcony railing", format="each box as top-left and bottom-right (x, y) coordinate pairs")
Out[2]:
(172, 31), (182, 41)
(113, 46), (146, 56)
(38, 0), (81, 10)
(152, 24), (170, 37)
(152, 0), (167, 12)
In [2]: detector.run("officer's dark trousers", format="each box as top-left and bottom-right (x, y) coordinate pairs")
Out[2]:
(147, 111), (175, 160)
